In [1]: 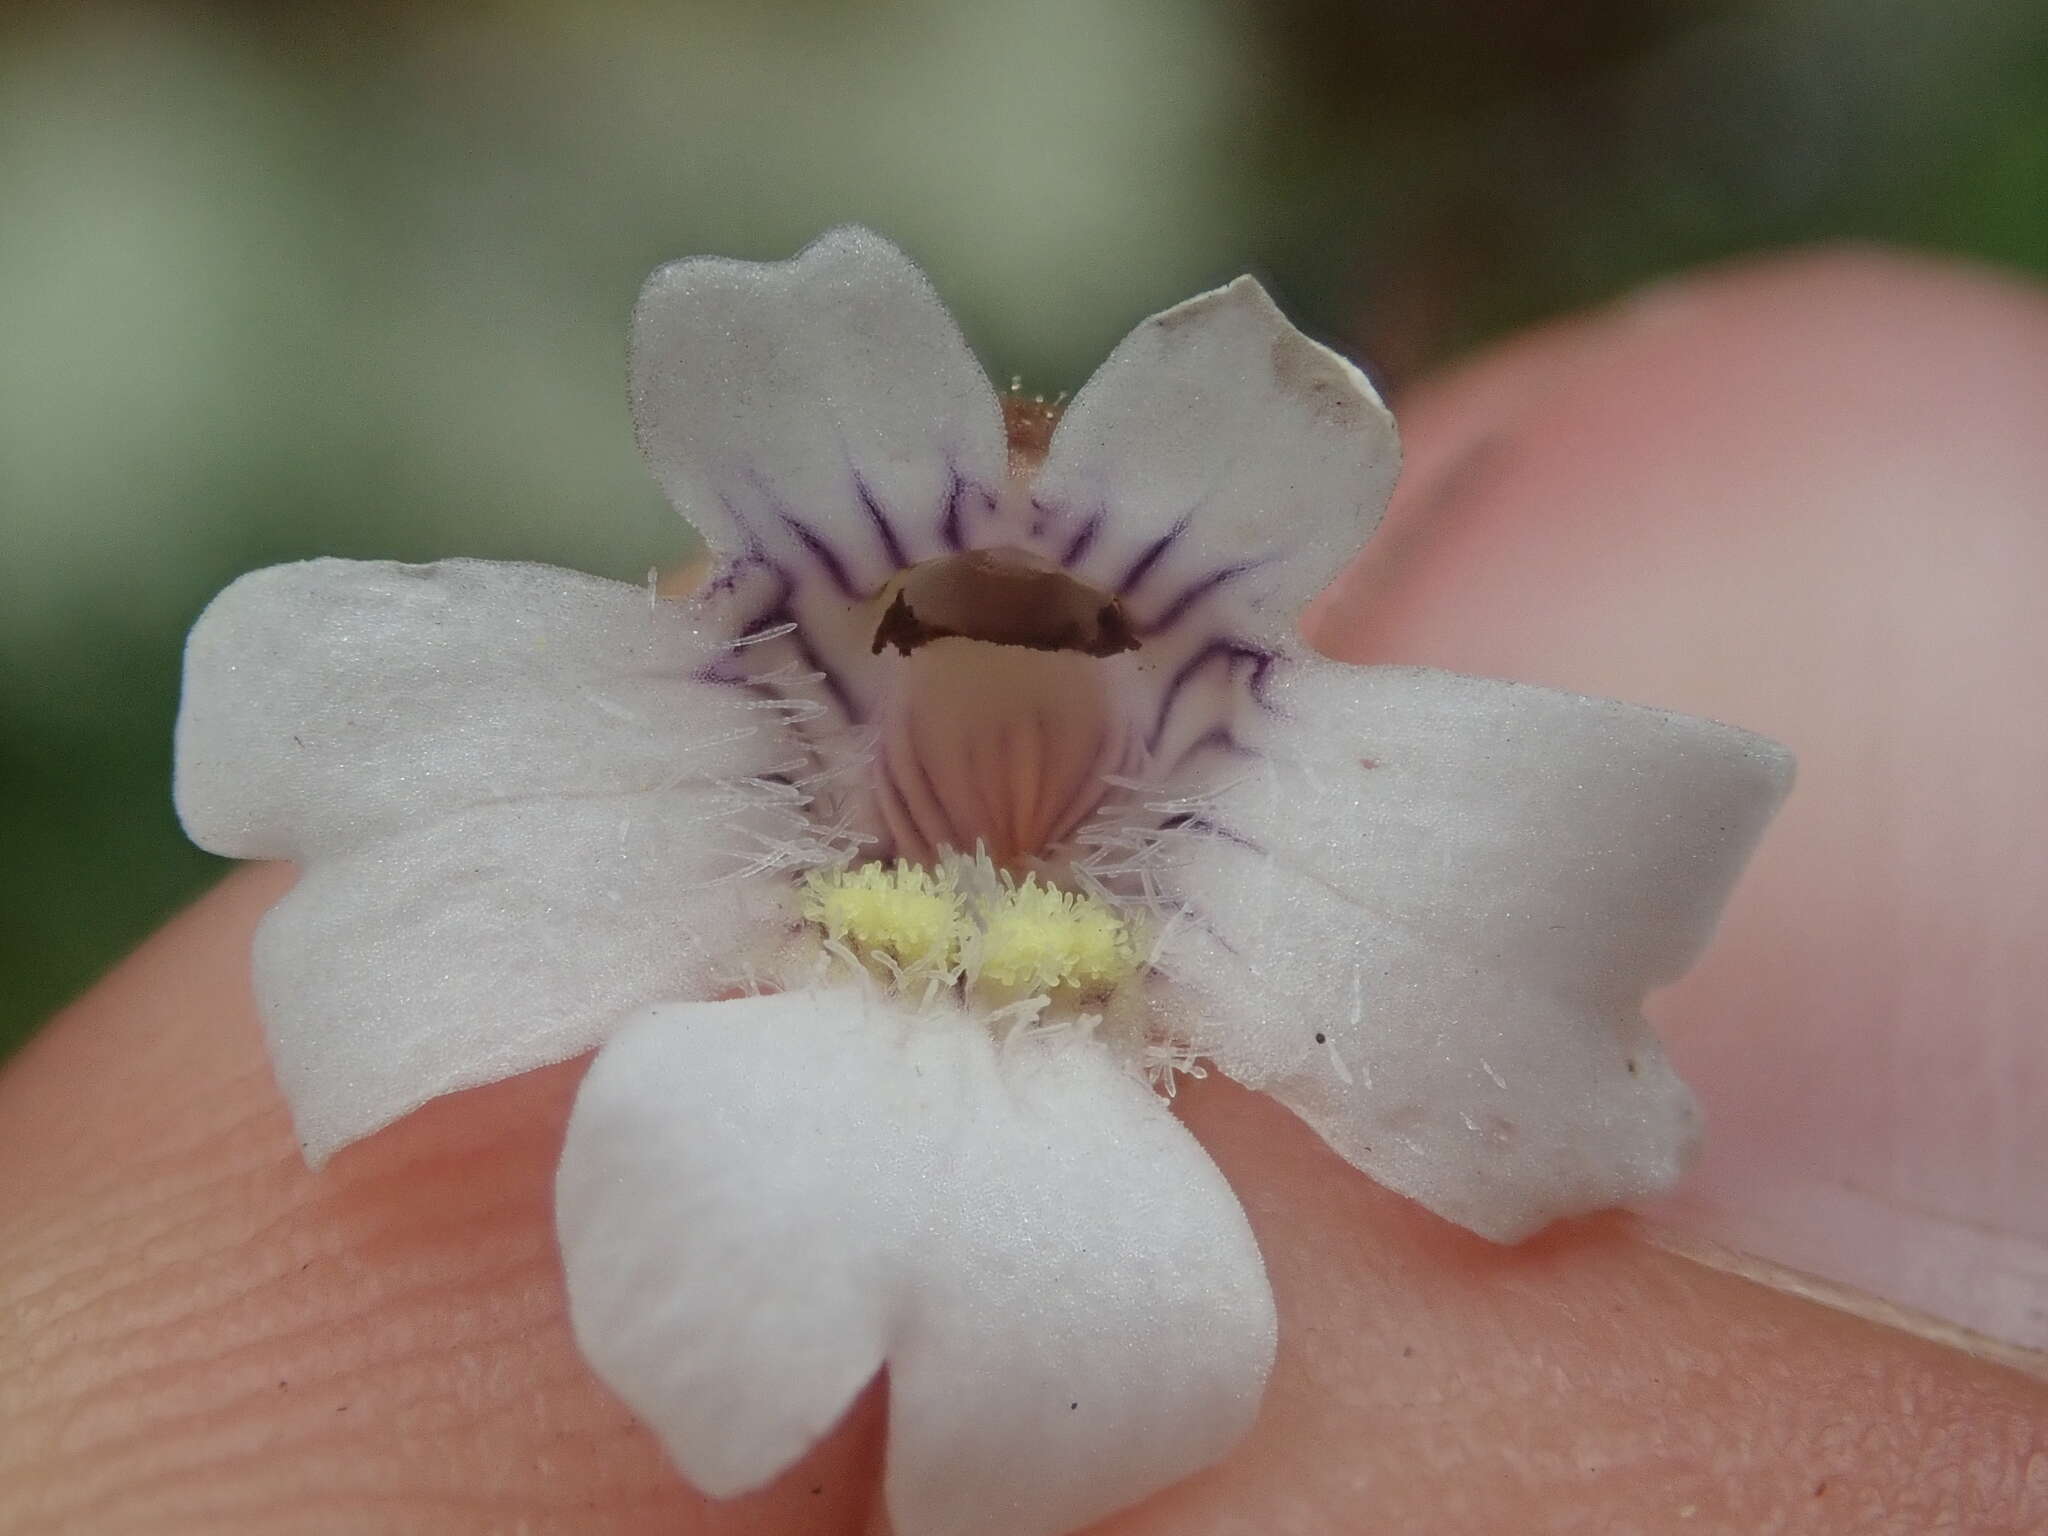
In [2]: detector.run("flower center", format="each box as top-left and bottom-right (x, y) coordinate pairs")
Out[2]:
(866, 549), (1142, 870)
(799, 857), (1141, 1005)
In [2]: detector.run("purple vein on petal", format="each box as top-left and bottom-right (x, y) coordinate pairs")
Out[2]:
(1115, 517), (1191, 597)
(1146, 639), (1278, 755)
(938, 472), (967, 551)
(851, 469), (911, 571)
(1162, 724), (1255, 775)
(969, 479), (1002, 531)
(729, 558), (800, 646)
(777, 511), (862, 600)
(1157, 809), (1264, 855)
(691, 549), (778, 681)
(1058, 508), (1104, 568)
(1142, 560), (1264, 635)
(701, 557), (863, 725)
(710, 494), (778, 589)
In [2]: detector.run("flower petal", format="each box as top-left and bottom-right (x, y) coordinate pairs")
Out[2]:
(1158, 658), (1793, 1242)
(631, 225), (1009, 589)
(257, 793), (792, 1164)
(175, 558), (784, 859)
(175, 557), (812, 1161)
(556, 988), (1275, 1536)
(1027, 277), (1398, 645)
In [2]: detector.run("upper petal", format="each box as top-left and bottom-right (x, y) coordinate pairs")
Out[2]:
(1158, 657), (1793, 1242)
(1026, 277), (1398, 645)
(631, 225), (1010, 589)
(175, 557), (785, 859)
(556, 988), (1275, 1536)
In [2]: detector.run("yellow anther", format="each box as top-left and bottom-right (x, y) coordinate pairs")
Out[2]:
(799, 858), (1141, 1001)
(799, 861), (964, 971)
(975, 875), (1137, 994)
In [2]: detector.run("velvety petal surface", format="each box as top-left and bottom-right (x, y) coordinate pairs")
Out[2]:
(1157, 657), (1793, 1242)
(631, 225), (1010, 590)
(555, 988), (1276, 1536)
(174, 557), (802, 1160)
(176, 558), (783, 858)
(256, 794), (790, 1164)
(1027, 277), (1399, 647)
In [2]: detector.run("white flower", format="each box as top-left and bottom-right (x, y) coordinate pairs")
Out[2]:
(174, 227), (1792, 1536)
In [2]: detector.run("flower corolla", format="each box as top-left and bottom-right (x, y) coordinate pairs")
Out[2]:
(173, 228), (1793, 1536)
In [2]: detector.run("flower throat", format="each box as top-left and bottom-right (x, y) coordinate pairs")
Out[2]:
(859, 400), (1144, 872)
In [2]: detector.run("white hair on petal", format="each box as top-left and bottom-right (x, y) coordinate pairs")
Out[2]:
(786, 727), (880, 795)
(698, 760), (871, 884)
(725, 619), (799, 649)
(990, 995), (1053, 1057)
(1141, 1037), (1210, 1097)
(1069, 776), (1248, 919)
(582, 690), (649, 725)
(1322, 1033), (1356, 1086)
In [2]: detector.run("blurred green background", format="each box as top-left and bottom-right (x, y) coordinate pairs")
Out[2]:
(3, 0), (2044, 1055)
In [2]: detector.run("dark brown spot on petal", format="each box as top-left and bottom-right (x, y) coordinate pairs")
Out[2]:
(873, 547), (1138, 659)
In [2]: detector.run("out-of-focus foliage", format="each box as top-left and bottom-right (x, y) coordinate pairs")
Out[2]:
(2, 0), (2042, 1053)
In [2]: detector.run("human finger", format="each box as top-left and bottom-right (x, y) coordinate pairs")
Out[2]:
(1311, 247), (2048, 1352)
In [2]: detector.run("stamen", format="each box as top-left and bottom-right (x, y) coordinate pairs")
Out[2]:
(799, 861), (964, 974)
(971, 875), (1137, 994)
(796, 857), (1142, 1003)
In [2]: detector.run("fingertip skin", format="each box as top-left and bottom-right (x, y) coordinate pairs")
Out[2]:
(1311, 245), (2048, 1353)
(1122, 1074), (2048, 1536)
(3, 863), (2043, 1534)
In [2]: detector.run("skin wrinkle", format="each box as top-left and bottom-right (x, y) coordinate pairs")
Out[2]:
(33, 1235), (540, 1486)
(23, 1226), (492, 1478)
